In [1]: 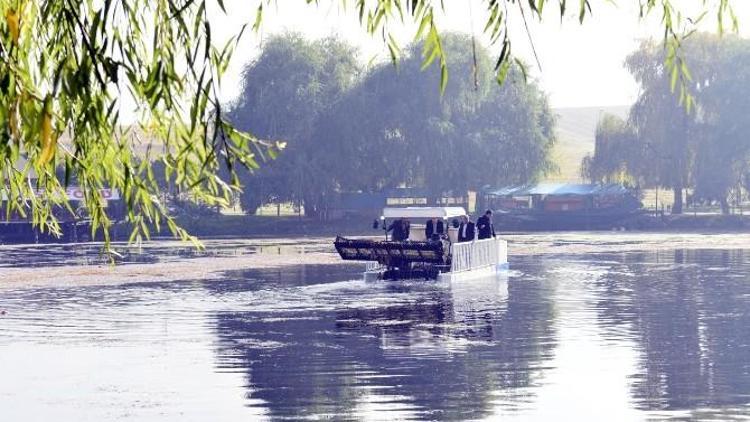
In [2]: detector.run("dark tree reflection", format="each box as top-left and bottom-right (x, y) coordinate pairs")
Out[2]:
(208, 265), (558, 420)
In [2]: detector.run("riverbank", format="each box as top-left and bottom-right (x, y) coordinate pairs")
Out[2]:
(175, 213), (750, 238)
(4, 212), (750, 245)
(624, 213), (750, 230)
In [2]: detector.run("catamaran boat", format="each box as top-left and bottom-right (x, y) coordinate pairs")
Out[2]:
(334, 206), (508, 282)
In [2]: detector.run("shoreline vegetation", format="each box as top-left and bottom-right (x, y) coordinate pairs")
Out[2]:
(173, 213), (750, 238)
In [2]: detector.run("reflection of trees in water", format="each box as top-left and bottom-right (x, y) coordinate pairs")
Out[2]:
(210, 267), (558, 420)
(593, 249), (750, 412)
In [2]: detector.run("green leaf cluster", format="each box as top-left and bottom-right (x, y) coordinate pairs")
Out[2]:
(0, 0), (279, 250)
(583, 34), (750, 214)
(231, 33), (556, 216)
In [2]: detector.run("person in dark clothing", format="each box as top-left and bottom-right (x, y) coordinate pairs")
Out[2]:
(425, 218), (445, 241)
(458, 216), (475, 242)
(476, 210), (496, 240)
(402, 219), (411, 240)
(387, 218), (405, 241)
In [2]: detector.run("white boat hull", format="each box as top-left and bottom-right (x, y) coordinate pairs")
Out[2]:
(363, 238), (509, 282)
(437, 262), (508, 283)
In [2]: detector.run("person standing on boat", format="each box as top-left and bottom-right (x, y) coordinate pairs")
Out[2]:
(477, 210), (496, 239)
(402, 219), (411, 240)
(425, 218), (444, 241)
(387, 218), (405, 241)
(458, 215), (475, 242)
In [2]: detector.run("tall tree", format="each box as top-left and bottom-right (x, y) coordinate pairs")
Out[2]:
(627, 45), (695, 214)
(585, 34), (750, 214)
(694, 36), (750, 213)
(581, 113), (640, 185)
(467, 74), (557, 187)
(229, 33), (360, 216)
(321, 33), (556, 203)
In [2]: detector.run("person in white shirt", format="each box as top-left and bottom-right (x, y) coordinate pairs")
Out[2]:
(458, 215), (475, 242)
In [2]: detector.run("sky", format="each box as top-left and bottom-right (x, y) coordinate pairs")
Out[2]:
(209, 0), (748, 109)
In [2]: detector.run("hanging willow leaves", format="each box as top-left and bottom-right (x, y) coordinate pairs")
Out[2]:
(0, 0), (282, 253)
(4, 7), (18, 44)
(37, 96), (55, 166)
(316, 1), (739, 97)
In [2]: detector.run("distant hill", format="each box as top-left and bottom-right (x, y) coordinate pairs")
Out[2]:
(546, 105), (629, 182)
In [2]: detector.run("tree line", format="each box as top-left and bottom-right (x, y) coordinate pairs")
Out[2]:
(582, 34), (750, 214)
(228, 32), (557, 217)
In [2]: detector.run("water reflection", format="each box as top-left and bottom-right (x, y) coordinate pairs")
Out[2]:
(210, 267), (557, 420)
(2, 243), (750, 420)
(591, 249), (750, 418)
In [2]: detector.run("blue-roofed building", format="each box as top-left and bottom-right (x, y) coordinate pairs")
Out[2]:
(481, 183), (642, 229)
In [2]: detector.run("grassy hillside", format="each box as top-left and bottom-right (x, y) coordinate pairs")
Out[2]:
(546, 105), (629, 182)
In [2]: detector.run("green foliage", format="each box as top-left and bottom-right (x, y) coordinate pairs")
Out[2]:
(0, 0), (281, 250)
(692, 36), (750, 211)
(581, 113), (638, 184)
(232, 32), (556, 216)
(584, 34), (750, 214)
(229, 33), (361, 217)
(627, 40), (697, 201)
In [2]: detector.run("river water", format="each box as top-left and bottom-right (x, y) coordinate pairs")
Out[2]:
(1, 237), (750, 420)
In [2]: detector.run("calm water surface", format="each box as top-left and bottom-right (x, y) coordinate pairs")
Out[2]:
(1, 242), (750, 420)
